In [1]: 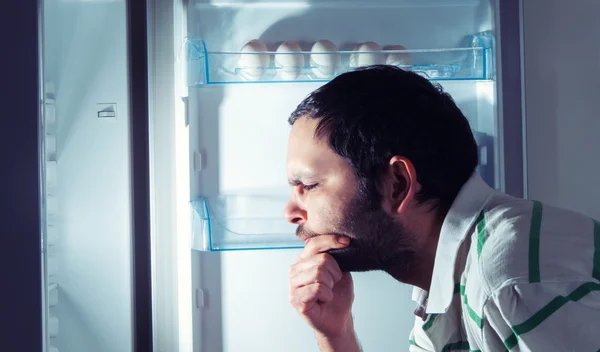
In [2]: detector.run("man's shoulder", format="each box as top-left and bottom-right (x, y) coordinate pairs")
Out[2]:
(468, 194), (598, 294)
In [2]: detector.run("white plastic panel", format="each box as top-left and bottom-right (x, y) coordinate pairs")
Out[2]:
(187, 0), (492, 52)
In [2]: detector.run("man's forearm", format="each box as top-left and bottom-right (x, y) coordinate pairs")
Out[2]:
(315, 321), (362, 352)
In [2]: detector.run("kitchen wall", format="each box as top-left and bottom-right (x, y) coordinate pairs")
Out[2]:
(523, 0), (600, 220)
(44, 0), (133, 351)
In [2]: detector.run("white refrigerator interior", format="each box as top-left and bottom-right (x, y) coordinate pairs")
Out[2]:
(149, 1), (500, 352)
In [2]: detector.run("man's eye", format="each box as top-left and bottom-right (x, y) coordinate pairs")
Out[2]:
(302, 183), (318, 191)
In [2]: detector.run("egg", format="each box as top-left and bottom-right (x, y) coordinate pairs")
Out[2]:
(237, 39), (270, 81)
(310, 40), (341, 79)
(275, 41), (305, 80)
(349, 41), (384, 68)
(385, 45), (412, 66)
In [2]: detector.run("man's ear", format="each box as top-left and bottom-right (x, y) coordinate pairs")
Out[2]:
(386, 156), (418, 214)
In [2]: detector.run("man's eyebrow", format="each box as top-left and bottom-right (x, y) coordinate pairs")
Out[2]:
(288, 179), (302, 186)
(288, 172), (317, 186)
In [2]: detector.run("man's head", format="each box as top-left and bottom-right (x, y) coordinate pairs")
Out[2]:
(284, 65), (478, 278)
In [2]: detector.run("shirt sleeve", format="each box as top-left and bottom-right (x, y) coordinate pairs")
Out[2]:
(481, 279), (600, 352)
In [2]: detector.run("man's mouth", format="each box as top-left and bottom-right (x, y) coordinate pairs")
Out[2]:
(298, 233), (318, 243)
(296, 225), (319, 242)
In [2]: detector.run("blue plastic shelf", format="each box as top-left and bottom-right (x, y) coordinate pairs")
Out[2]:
(193, 0), (482, 9)
(185, 33), (493, 86)
(190, 194), (304, 251)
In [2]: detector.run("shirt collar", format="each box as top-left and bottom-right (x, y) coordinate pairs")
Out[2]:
(412, 172), (495, 315)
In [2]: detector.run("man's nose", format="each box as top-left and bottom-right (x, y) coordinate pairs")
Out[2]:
(284, 198), (307, 225)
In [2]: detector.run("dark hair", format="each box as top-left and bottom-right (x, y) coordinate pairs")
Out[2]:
(288, 65), (478, 212)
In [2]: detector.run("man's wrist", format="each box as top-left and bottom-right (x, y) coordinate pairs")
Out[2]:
(315, 321), (361, 352)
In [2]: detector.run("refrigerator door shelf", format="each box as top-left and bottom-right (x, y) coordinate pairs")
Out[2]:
(185, 34), (492, 86)
(190, 193), (304, 251)
(192, 0), (482, 9)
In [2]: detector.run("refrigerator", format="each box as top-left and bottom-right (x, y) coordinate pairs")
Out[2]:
(6, 0), (564, 351)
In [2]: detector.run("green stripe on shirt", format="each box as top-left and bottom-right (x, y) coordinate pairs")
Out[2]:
(503, 281), (600, 350)
(476, 211), (486, 259)
(422, 284), (461, 331)
(460, 285), (483, 328)
(422, 314), (438, 331)
(528, 201), (543, 283)
(593, 220), (600, 281)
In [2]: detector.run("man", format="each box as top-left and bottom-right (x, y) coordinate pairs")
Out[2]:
(285, 65), (600, 351)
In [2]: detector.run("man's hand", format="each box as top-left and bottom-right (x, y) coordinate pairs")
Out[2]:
(288, 235), (360, 351)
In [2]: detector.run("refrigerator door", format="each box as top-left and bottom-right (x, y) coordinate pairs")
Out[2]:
(33, 0), (154, 351)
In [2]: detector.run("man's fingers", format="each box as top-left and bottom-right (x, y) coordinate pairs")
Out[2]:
(290, 283), (334, 314)
(297, 234), (350, 260)
(289, 253), (343, 290)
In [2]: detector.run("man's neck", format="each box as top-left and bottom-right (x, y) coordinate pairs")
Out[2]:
(387, 206), (446, 291)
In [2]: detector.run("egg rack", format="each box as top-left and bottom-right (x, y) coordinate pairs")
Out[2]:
(192, 0), (482, 9)
(184, 34), (493, 86)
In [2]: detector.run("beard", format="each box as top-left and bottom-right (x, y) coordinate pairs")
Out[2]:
(296, 184), (417, 278)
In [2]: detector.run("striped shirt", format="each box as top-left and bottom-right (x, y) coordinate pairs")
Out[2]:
(408, 172), (600, 352)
